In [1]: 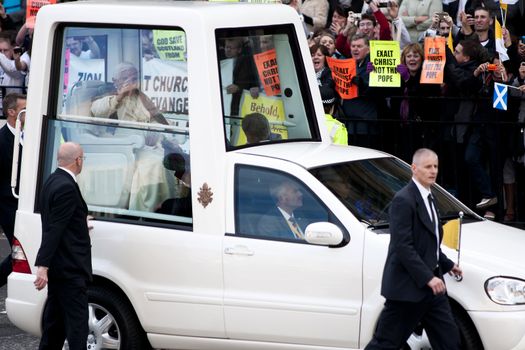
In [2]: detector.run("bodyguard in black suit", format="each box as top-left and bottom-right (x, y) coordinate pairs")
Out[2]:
(34, 142), (92, 350)
(0, 93), (26, 287)
(365, 148), (463, 350)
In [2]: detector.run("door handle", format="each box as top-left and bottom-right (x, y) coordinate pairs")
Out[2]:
(224, 246), (255, 256)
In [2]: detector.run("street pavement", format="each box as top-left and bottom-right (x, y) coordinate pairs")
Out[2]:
(0, 233), (40, 349)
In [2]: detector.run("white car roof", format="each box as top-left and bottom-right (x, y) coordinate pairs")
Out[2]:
(235, 143), (393, 169)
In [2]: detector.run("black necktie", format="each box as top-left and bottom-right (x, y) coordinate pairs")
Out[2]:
(428, 194), (436, 233)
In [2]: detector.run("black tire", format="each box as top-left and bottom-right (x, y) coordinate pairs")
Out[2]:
(87, 285), (151, 350)
(403, 306), (484, 350)
(452, 305), (484, 350)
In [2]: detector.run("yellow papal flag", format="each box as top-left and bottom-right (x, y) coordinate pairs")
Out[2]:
(442, 218), (460, 250)
(447, 30), (454, 52)
(495, 19), (510, 61)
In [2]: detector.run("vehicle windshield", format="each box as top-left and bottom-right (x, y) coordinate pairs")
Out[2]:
(310, 157), (478, 227)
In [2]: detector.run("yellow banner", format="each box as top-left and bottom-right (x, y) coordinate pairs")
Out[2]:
(369, 40), (401, 87)
(443, 218), (460, 250)
(152, 30), (186, 61)
(236, 92), (287, 145)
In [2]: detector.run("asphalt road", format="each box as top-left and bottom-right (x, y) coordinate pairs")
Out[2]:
(0, 233), (40, 350)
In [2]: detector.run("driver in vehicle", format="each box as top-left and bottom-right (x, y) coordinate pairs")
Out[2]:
(257, 180), (308, 240)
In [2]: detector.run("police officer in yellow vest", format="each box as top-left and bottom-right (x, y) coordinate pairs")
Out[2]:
(320, 86), (348, 145)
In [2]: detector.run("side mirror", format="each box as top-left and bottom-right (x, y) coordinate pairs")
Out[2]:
(304, 222), (344, 246)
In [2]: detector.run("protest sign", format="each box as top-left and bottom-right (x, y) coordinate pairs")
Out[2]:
(142, 58), (189, 115)
(420, 37), (446, 84)
(26, 0), (57, 28)
(65, 54), (105, 94)
(254, 49), (281, 96)
(235, 92), (287, 145)
(369, 40), (400, 87)
(326, 57), (357, 99)
(152, 30), (186, 61)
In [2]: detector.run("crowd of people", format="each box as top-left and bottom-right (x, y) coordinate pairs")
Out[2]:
(294, 0), (525, 223)
(0, 0), (523, 224)
(0, 1), (78, 114)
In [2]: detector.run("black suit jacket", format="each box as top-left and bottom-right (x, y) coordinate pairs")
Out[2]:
(230, 55), (259, 116)
(257, 206), (308, 240)
(0, 124), (20, 237)
(381, 180), (454, 302)
(35, 168), (92, 282)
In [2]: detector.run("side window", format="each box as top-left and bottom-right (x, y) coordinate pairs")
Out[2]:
(41, 26), (191, 226)
(234, 165), (343, 242)
(216, 26), (319, 149)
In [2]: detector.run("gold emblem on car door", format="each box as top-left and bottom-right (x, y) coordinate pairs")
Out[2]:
(197, 183), (213, 208)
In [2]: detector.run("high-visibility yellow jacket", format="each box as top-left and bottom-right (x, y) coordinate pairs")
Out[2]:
(324, 114), (348, 145)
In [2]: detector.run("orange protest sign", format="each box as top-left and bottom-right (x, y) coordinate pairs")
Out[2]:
(254, 49), (281, 96)
(26, 0), (57, 29)
(326, 57), (358, 99)
(420, 37), (446, 84)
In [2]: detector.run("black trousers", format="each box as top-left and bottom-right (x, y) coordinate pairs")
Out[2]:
(38, 277), (89, 350)
(0, 204), (16, 287)
(365, 293), (460, 350)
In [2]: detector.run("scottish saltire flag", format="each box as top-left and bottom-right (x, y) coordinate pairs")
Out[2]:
(493, 83), (508, 110)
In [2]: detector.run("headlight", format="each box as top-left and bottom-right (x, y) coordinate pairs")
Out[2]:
(485, 277), (525, 305)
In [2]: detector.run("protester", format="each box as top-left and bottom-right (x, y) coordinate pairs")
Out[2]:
(340, 34), (383, 146)
(310, 43), (335, 91)
(390, 44), (442, 160)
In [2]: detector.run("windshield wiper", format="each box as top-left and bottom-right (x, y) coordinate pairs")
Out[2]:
(365, 220), (390, 229)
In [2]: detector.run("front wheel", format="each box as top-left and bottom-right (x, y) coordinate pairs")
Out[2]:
(85, 285), (150, 350)
(453, 305), (484, 350)
(404, 305), (483, 350)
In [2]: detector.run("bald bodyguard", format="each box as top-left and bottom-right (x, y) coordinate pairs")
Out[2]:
(365, 148), (463, 350)
(35, 142), (92, 350)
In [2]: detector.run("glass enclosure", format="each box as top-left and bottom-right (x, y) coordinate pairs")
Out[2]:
(216, 25), (320, 148)
(42, 26), (191, 226)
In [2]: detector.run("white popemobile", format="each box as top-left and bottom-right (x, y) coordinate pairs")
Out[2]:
(5, 1), (525, 349)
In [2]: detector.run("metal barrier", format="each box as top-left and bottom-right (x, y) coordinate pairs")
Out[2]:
(336, 95), (525, 227)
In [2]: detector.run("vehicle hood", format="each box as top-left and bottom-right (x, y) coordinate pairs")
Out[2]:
(457, 220), (525, 276)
